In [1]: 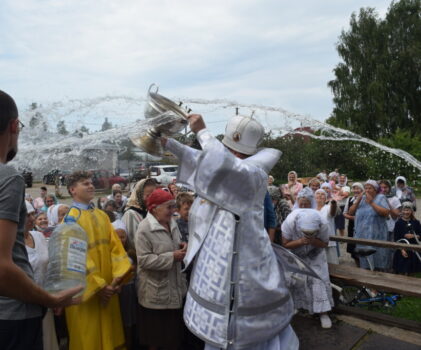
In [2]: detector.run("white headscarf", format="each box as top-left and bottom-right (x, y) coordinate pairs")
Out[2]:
(293, 187), (316, 210)
(365, 179), (379, 191)
(315, 188), (328, 198)
(112, 219), (127, 233)
(352, 182), (364, 192)
(394, 176), (407, 199)
(47, 204), (67, 226)
(296, 209), (322, 231)
(25, 201), (35, 214)
(288, 171), (298, 185)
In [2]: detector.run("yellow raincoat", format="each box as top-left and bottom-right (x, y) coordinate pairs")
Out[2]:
(65, 207), (131, 350)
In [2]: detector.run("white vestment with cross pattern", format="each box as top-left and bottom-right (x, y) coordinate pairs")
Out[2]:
(165, 130), (298, 350)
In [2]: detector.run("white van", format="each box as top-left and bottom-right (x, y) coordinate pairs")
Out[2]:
(149, 165), (178, 185)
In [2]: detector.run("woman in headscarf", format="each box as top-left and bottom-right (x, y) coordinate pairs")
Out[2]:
(135, 189), (187, 349)
(348, 180), (390, 271)
(41, 194), (58, 213)
(343, 182), (364, 266)
(47, 204), (70, 227)
(122, 178), (157, 245)
(292, 186), (316, 210)
(281, 171), (303, 208)
(24, 201), (59, 350)
(320, 182), (333, 200)
(281, 207), (333, 328)
(392, 176), (417, 211)
(392, 202), (421, 275)
(315, 189), (340, 264)
(308, 178), (321, 192)
(268, 187), (291, 244)
(379, 179), (402, 270)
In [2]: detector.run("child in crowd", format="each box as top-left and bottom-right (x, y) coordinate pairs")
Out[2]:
(176, 192), (194, 243)
(112, 220), (138, 350)
(393, 202), (421, 275)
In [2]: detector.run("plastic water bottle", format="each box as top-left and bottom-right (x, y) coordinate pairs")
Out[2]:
(45, 212), (88, 296)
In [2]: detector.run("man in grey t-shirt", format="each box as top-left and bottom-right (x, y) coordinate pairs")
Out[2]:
(0, 90), (82, 350)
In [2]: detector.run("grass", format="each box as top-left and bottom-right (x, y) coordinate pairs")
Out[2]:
(357, 273), (421, 323)
(376, 272), (421, 322)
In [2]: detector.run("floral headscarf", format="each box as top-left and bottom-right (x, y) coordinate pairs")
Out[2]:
(126, 178), (157, 211)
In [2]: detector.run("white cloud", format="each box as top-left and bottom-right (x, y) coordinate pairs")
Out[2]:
(0, 0), (392, 124)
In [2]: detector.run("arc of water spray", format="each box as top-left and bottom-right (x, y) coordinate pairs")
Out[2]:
(16, 96), (421, 173)
(182, 98), (421, 172)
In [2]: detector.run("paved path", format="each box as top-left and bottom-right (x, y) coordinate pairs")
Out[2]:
(292, 314), (421, 350)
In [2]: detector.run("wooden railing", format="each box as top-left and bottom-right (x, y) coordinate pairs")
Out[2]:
(329, 235), (421, 252)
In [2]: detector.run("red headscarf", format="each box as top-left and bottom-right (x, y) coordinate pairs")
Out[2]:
(147, 188), (174, 212)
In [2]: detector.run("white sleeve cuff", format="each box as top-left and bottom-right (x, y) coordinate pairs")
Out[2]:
(196, 128), (213, 148)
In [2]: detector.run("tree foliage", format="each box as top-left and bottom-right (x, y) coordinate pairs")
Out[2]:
(328, 0), (421, 141)
(261, 134), (420, 184)
(57, 120), (69, 135)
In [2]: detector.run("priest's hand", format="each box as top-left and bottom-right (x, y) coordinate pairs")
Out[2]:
(187, 114), (206, 134)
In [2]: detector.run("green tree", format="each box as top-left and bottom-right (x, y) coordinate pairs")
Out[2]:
(101, 117), (112, 131)
(57, 120), (69, 135)
(328, 0), (421, 140)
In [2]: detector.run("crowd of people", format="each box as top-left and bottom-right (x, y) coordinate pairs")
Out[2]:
(267, 171), (420, 274)
(1, 89), (420, 350)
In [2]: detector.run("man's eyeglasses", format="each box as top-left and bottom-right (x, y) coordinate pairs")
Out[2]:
(17, 120), (25, 131)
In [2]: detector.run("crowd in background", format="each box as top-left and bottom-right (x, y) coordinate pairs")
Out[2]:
(21, 168), (421, 349)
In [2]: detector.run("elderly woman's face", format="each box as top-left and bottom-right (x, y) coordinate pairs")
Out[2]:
(401, 207), (413, 219)
(315, 191), (326, 203)
(298, 197), (312, 209)
(352, 186), (363, 196)
(153, 200), (176, 224)
(321, 186), (331, 195)
(364, 184), (377, 196)
(310, 181), (320, 192)
(35, 213), (48, 228)
(339, 175), (346, 184)
(143, 185), (156, 204)
(45, 197), (55, 207)
(288, 173), (296, 182)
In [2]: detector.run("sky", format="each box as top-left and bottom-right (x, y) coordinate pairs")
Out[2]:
(0, 0), (391, 131)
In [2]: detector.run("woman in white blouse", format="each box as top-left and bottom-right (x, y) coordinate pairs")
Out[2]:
(24, 201), (58, 350)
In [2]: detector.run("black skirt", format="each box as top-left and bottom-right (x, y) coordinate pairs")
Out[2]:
(137, 305), (184, 348)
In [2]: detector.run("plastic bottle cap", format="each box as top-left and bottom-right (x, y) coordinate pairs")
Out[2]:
(64, 216), (77, 224)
